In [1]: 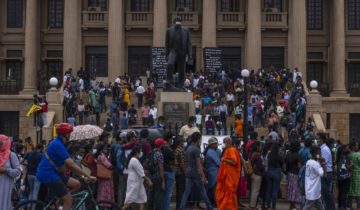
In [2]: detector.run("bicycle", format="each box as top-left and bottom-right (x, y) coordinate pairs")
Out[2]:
(13, 179), (120, 210)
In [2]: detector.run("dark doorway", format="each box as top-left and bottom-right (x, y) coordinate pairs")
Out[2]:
(348, 62), (360, 97)
(261, 47), (284, 70)
(85, 46), (108, 77)
(128, 46), (151, 78)
(221, 47), (241, 72)
(0, 111), (19, 138)
(350, 114), (360, 140)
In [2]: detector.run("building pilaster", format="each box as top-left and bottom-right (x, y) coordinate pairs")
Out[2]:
(288, 0), (307, 81)
(331, 0), (348, 96)
(23, 0), (39, 93)
(153, 0), (167, 47)
(63, 0), (82, 75)
(202, 0), (216, 48)
(108, 0), (125, 80)
(245, 0), (261, 70)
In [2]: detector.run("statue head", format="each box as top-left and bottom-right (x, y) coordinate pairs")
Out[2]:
(173, 16), (182, 28)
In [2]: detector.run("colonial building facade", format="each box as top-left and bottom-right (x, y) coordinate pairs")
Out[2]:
(0, 0), (359, 142)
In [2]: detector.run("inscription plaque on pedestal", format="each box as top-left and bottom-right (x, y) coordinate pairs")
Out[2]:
(163, 102), (189, 125)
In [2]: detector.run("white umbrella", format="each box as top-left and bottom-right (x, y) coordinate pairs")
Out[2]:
(70, 124), (103, 141)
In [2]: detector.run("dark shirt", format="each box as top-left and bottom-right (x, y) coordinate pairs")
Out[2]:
(25, 151), (43, 176)
(162, 146), (175, 172)
(251, 152), (265, 176)
(286, 151), (301, 174)
(185, 144), (201, 178)
(268, 151), (283, 169)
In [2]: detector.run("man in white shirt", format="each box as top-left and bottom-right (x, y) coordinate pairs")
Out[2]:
(149, 105), (158, 121)
(304, 146), (326, 210)
(226, 92), (234, 116)
(135, 84), (145, 108)
(194, 96), (201, 115)
(179, 116), (200, 141)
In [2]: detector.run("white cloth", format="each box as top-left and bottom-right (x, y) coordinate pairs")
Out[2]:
(149, 108), (158, 120)
(226, 94), (234, 102)
(124, 157), (147, 204)
(305, 159), (324, 201)
(136, 86), (145, 94)
(115, 77), (121, 84)
(194, 100), (201, 108)
(78, 78), (84, 90)
(193, 78), (199, 88)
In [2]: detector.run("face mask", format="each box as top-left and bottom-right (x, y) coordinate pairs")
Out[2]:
(183, 143), (187, 148)
(92, 149), (97, 154)
(76, 155), (83, 161)
(139, 152), (143, 159)
(300, 143), (305, 147)
(316, 154), (320, 160)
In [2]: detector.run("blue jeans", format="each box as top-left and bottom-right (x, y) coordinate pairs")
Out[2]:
(321, 172), (335, 210)
(179, 176), (213, 210)
(137, 94), (143, 107)
(28, 175), (40, 209)
(266, 168), (282, 209)
(162, 171), (175, 210)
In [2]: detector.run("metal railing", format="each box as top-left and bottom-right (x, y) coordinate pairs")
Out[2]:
(261, 12), (288, 29)
(126, 12), (153, 29)
(171, 12), (199, 29)
(217, 12), (245, 29)
(82, 11), (109, 28)
(0, 80), (20, 94)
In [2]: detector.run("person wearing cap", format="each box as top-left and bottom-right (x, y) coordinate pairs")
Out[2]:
(216, 137), (241, 210)
(146, 138), (165, 210)
(165, 16), (192, 87)
(204, 137), (220, 206)
(161, 135), (176, 210)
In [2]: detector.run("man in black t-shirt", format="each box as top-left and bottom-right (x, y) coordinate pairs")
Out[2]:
(24, 144), (44, 201)
(161, 137), (175, 210)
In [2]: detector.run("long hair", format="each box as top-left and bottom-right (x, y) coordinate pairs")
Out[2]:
(128, 145), (141, 160)
(94, 143), (105, 159)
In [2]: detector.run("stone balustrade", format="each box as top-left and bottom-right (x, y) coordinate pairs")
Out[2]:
(262, 12), (288, 29)
(171, 11), (199, 30)
(217, 12), (245, 29)
(82, 11), (109, 28)
(126, 12), (153, 29)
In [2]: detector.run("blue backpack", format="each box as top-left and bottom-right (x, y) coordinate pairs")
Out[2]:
(298, 164), (306, 195)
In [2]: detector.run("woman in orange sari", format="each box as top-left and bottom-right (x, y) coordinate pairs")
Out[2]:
(235, 115), (243, 138)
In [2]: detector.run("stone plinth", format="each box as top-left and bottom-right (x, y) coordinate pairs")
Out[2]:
(46, 88), (64, 124)
(158, 92), (195, 124)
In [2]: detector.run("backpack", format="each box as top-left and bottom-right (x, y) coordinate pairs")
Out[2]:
(298, 164), (306, 195)
(337, 157), (351, 181)
(262, 151), (270, 172)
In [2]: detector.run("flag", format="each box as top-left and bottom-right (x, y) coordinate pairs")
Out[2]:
(26, 104), (42, 117)
(53, 124), (59, 138)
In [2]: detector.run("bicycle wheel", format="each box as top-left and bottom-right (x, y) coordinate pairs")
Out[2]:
(13, 200), (47, 210)
(88, 200), (121, 210)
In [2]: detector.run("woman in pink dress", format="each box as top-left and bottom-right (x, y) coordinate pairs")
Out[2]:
(95, 144), (114, 202)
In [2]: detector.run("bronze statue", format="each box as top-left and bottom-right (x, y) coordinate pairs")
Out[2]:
(165, 16), (192, 89)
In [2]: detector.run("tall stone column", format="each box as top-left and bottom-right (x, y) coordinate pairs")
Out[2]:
(23, 0), (39, 93)
(288, 0), (307, 80)
(202, 0), (216, 47)
(153, 0), (167, 47)
(331, 0), (348, 96)
(108, 0), (125, 80)
(245, 0), (261, 70)
(63, 0), (82, 75)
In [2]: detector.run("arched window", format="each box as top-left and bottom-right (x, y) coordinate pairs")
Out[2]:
(88, 0), (107, 11)
(221, 0), (239, 12)
(263, 0), (282, 12)
(176, 0), (194, 11)
(131, 0), (150, 11)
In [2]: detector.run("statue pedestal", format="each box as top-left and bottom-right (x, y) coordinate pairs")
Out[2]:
(158, 91), (195, 125)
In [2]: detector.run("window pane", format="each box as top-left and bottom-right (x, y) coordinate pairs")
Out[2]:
(6, 61), (22, 81)
(85, 46), (108, 77)
(7, 0), (23, 28)
(348, 63), (360, 96)
(307, 62), (323, 83)
(88, 0), (107, 11)
(263, 0), (282, 11)
(0, 112), (19, 138)
(48, 0), (64, 28)
(176, 0), (194, 11)
(131, 0), (150, 11)
(221, 0), (239, 12)
(348, 0), (360, 30)
(307, 0), (323, 30)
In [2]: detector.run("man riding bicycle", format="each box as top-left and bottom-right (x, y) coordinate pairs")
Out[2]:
(36, 123), (97, 210)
